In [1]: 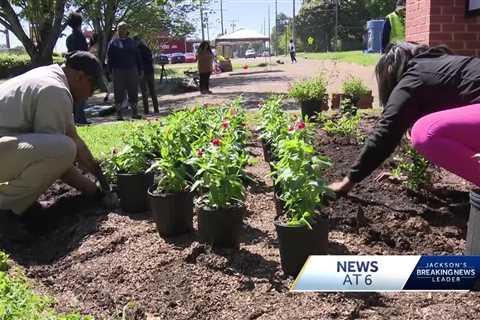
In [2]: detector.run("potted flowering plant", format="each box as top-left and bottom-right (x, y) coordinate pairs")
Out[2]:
(106, 145), (154, 213)
(147, 158), (193, 237)
(289, 76), (329, 119)
(332, 77), (373, 109)
(258, 98), (290, 165)
(189, 135), (249, 249)
(146, 122), (194, 236)
(271, 120), (332, 276)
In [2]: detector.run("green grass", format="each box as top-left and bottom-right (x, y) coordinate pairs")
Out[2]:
(298, 51), (381, 66)
(77, 121), (148, 159)
(0, 252), (92, 320)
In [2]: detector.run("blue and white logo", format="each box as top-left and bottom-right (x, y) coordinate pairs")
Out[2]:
(291, 256), (480, 292)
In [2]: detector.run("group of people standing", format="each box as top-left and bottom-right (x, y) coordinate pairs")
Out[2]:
(66, 13), (159, 123)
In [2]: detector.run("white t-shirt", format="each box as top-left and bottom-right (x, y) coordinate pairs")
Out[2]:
(289, 43), (296, 53)
(0, 64), (74, 136)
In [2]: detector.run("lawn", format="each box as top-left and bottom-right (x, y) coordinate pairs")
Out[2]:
(77, 121), (147, 159)
(298, 50), (381, 66)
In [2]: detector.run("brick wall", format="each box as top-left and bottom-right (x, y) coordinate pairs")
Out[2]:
(406, 0), (480, 56)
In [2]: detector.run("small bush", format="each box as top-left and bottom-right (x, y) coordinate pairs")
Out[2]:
(289, 76), (328, 104)
(391, 144), (431, 191)
(342, 77), (370, 98)
(0, 53), (64, 79)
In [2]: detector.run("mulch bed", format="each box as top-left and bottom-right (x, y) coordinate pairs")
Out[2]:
(1, 116), (480, 319)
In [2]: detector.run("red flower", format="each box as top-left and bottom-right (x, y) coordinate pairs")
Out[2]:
(197, 148), (204, 157)
(288, 126), (294, 132)
(212, 138), (221, 146)
(222, 121), (229, 129)
(296, 121), (306, 130)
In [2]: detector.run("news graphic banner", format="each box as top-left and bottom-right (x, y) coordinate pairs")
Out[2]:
(291, 256), (480, 292)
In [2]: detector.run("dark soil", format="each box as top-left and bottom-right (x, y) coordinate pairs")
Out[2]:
(1, 116), (480, 319)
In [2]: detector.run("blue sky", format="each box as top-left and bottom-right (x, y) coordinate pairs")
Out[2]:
(1, 0), (302, 52)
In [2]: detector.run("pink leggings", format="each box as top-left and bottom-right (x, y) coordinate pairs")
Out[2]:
(411, 104), (480, 187)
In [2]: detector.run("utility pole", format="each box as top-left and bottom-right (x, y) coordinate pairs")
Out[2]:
(292, 0), (295, 45)
(200, 0), (205, 41)
(275, 0), (278, 56)
(334, 0), (339, 51)
(268, 5), (271, 55)
(206, 13), (210, 41)
(230, 19), (237, 33)
(264, 17), (266, 35)
(220, 0), (224, 35)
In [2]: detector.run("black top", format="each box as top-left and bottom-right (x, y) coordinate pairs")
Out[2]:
(349, 51), (480, 183)
(138, 44), (154, 74)
(107, 38), (143, 72)
(66, 29), (88, 52)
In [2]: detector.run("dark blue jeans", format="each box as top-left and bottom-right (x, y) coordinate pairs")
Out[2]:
(73, 101), (88, 124)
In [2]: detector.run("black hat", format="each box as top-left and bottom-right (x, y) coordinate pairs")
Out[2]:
(65, 51), (107, 92)
(396, 0), (406, 9)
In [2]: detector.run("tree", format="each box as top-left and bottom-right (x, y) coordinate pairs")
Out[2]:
(78, 0), (197, 63)
(296, 0), (395, 52)
(271, 12), (290, 55)
(0, 0), (72, 65)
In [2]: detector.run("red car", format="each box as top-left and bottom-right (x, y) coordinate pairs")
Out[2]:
(184, 52), (197, 63)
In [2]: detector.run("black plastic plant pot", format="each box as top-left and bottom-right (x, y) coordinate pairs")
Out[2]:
(197, 204), (245, 249)
(300, 96), (328, 119)
(466, 191), (480, 255)
(274, 216), (329, 277)
(117, 172), (154, 213)
(261, 140), (272, 164)
(148, 189), (194, 237)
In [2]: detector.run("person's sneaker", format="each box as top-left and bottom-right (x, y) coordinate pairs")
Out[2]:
(0, 210), (32, 242)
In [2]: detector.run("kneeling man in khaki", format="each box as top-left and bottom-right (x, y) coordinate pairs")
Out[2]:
(0, 51), (108, 237)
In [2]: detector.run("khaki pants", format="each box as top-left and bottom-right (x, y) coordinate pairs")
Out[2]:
(0, 134), (76, 215)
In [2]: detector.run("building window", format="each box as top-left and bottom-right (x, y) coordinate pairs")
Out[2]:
(466, 0), (480, 16)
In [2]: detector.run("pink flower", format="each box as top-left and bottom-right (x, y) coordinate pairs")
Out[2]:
(197, 148), (204, 157)
(288, 126), (294, 132)
(222, 121), (229, 129)
(296, 121), (306, 130)
(212, 138), (221, 146)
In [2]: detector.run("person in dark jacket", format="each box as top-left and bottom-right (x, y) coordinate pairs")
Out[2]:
(107, 22), (143, 120)
(66, 12), (90, 125)
(133, 35), (159, 114)
(329, 42), (480, 194)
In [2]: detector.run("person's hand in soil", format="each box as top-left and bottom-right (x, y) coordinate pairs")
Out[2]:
(328, 176), (354, 197)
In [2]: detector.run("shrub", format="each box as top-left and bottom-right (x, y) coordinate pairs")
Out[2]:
(342, 77), (370, 98)
(289, 76), (328, 104)
(322, 113), (361, 138)
(0, 53), (65, 79)
(391, 144), (431, 191)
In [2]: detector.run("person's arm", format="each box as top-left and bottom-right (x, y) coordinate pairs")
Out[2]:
(329, 74), (422, 194)
(382, 19), (391, 53)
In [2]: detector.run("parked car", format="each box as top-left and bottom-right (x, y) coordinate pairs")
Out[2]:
(184, 52), (197, 63)
(154, 54), (170, 65)
(170, 52), (186, 64)
(245, 49), (256, 59)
